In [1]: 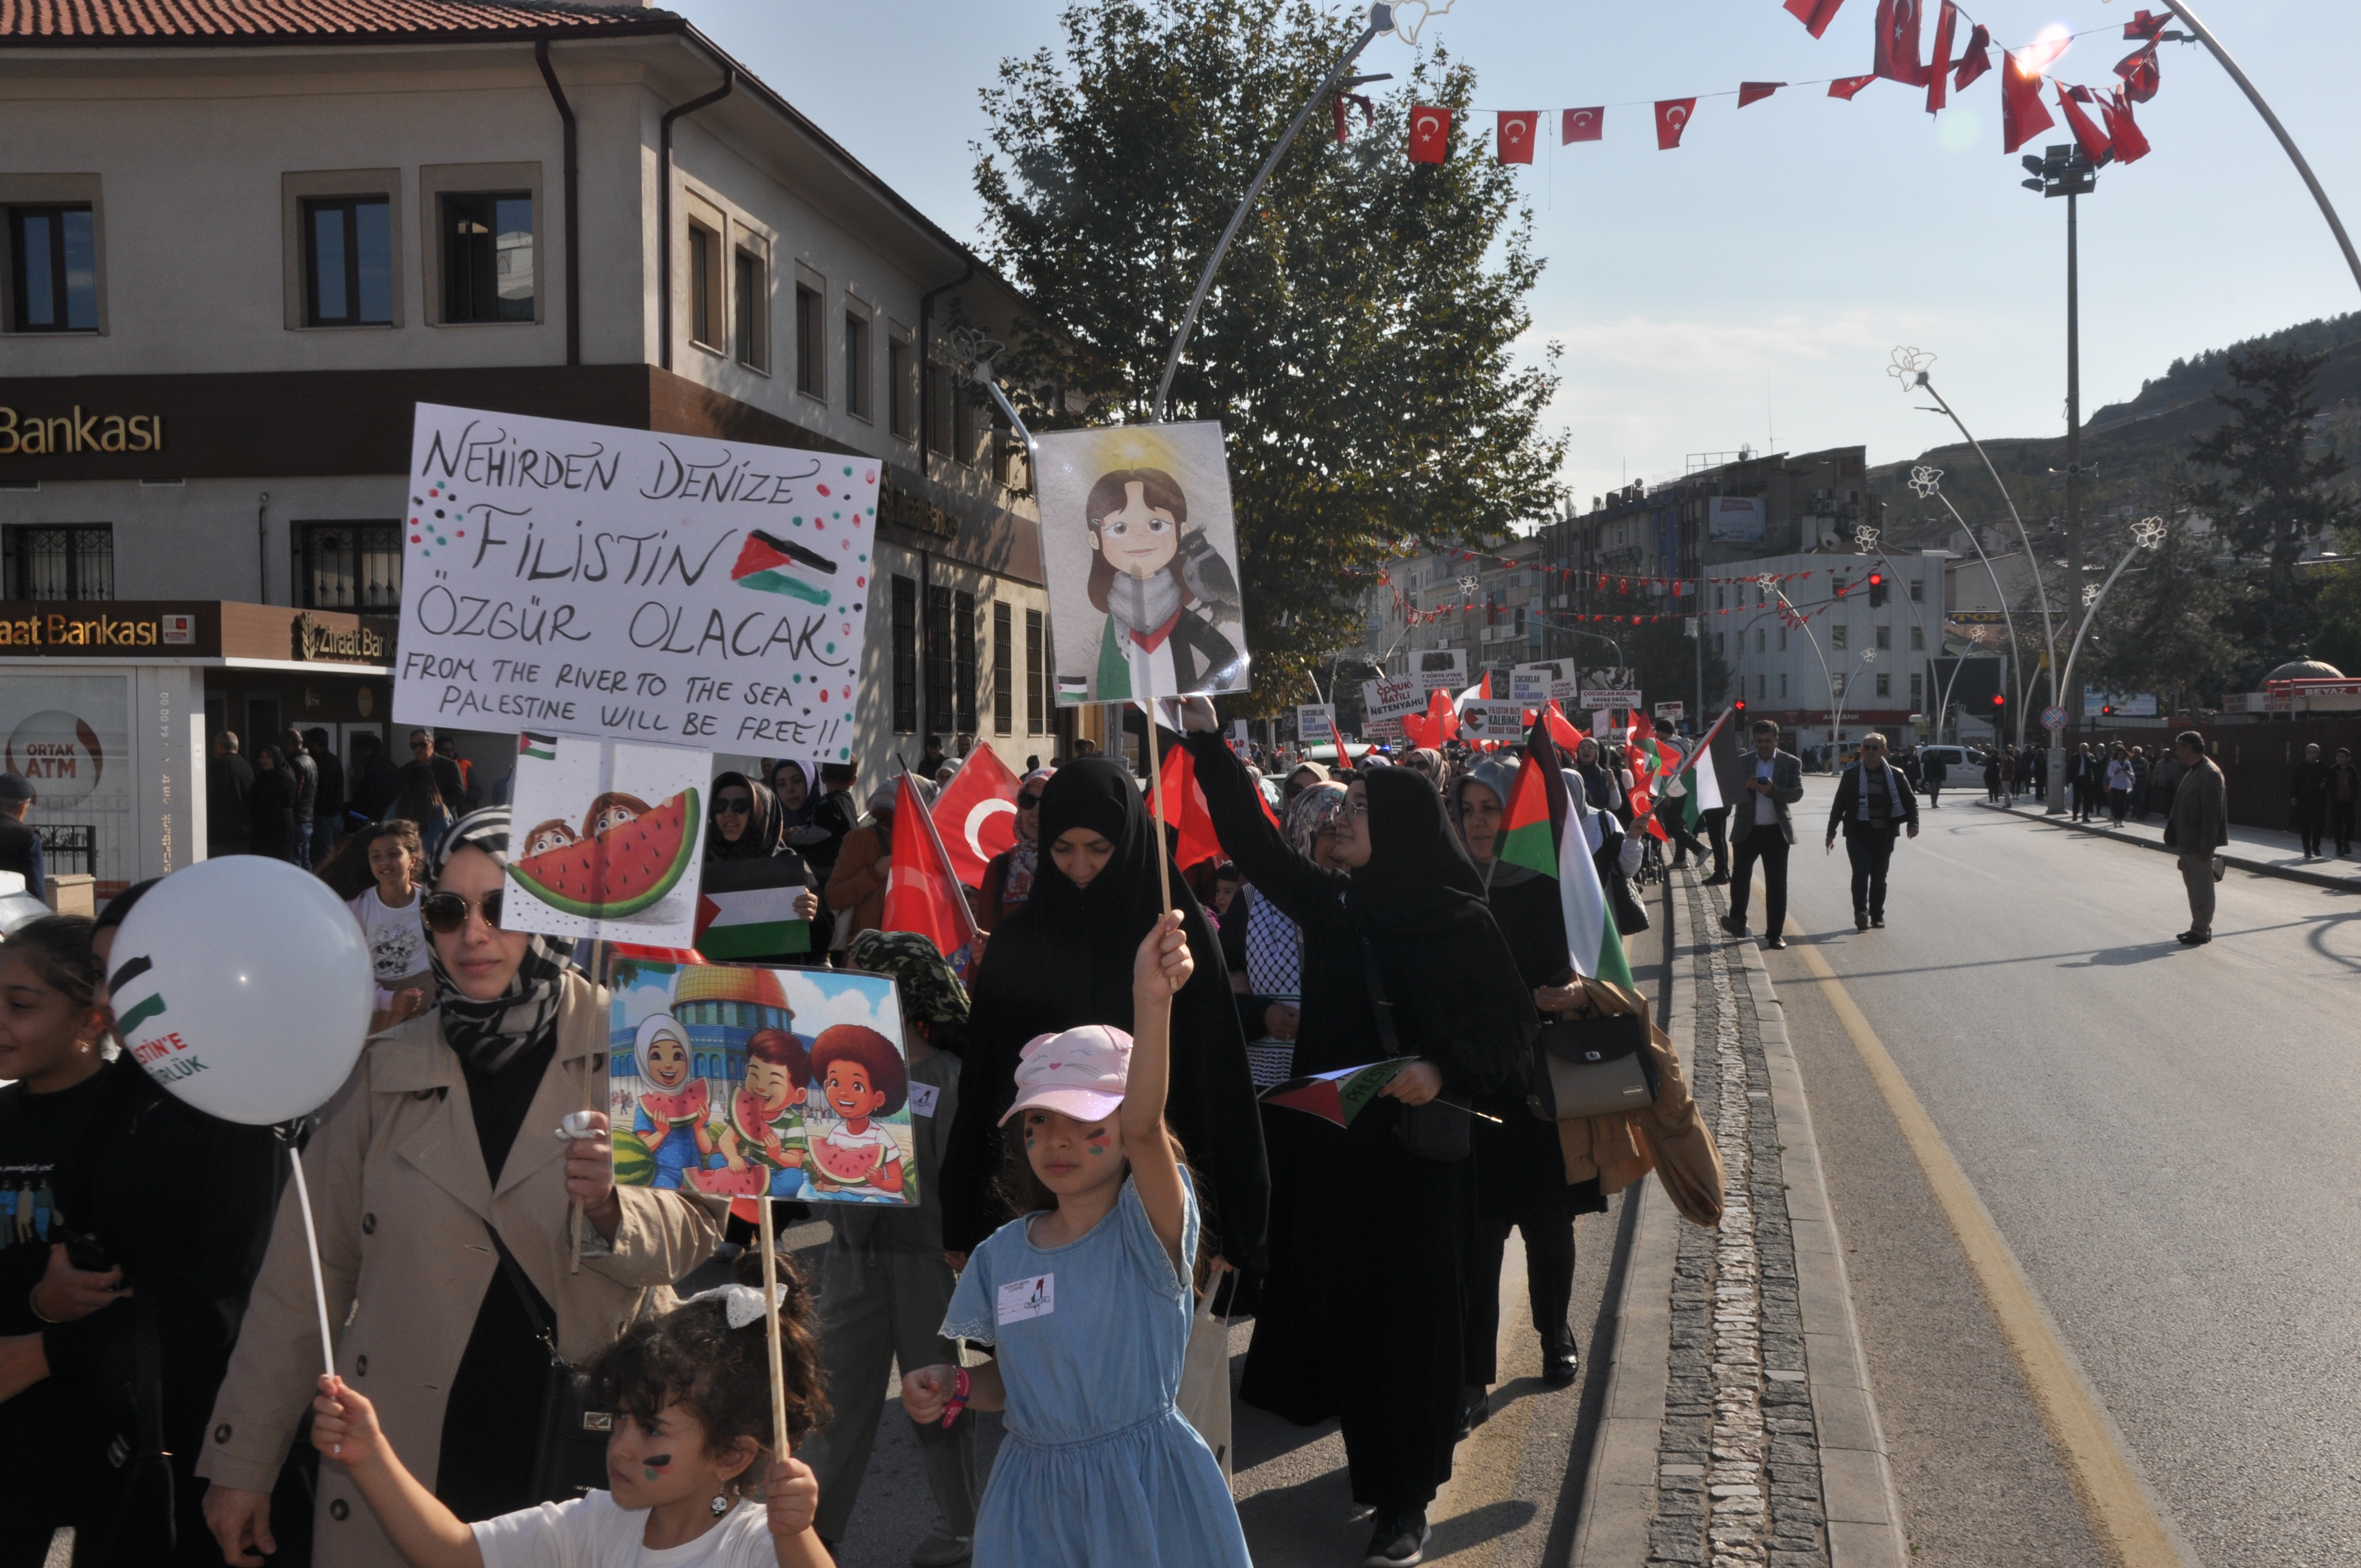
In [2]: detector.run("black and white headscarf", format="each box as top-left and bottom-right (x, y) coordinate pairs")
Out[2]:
(428, 806), (578, 1073)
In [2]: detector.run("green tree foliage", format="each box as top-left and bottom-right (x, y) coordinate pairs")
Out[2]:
(2082, 512), (2257, 714)
(2183, 344), (2358, 662)
(972, 0), (1565, 711)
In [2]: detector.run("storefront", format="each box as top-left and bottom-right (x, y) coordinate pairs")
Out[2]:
(0, 601), (392, 893)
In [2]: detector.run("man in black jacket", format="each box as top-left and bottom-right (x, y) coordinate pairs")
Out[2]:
(2067, 742), (2101, 822)
(1722, 720), (1804, 950)
(0, 774), (42, 900)
(1825, 732), (1919, 931)
(2290, 742), (2331, 859)
(303, 727), (346, 859)
(207, 731), (254, 855)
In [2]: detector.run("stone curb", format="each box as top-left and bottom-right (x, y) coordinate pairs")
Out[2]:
(1726, 919), (1910, 1568)
(1972, 798), (2361, 893)
(1568, 880), (1693, 1568)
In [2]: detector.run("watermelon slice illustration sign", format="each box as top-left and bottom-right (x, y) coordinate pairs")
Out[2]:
(504, 734), (711, 946)
(608, 959), (917, 1209)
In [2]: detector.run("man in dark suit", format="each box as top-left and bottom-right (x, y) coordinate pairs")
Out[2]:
(1825, 732), (1920, 931)
(0, 774), (41, 900)
(2067, 742), (2101, 822)
(303, 727), (346, 859)
(208, 730), (254, 855)
(1722, 720), (1804, 950)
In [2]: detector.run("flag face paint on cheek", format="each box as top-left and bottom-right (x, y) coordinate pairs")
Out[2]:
(642, 1454), (672, 1482)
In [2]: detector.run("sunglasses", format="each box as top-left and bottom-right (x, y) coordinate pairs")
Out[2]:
(714, 796), (753, 817)
(1018, 793), (1043, 809)
(421, 890), (503, 934)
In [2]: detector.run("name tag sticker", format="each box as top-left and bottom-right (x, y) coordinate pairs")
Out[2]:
(908, 1081), (940, 1118)
(997, 1274), (1054, 1325)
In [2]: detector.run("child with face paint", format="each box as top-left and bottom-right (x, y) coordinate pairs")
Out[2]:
(899, 916), (1251, 1568)
(309, 1250), (832, 1568)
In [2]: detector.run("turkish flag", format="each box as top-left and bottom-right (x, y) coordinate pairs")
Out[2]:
(928, 744), (1021, 887)
(1562, 106), (1603, 143)
(1953, 23), (1993, 89)
(1541, 701), (1585, 753)
(1408, 105), (1451, 162)
(1873, 0), (1933, 88)
(2057, 84), (2112, 164)
(1738, 81), (1785, 108)
(1655, 97), (1697, 150)
(1827, 75), (1877, 101)
(2115, 42), (2159, 103)
(2124, 8), (2169, 41)
(1154, 743), (1225, 874)
(1496, 110), (1538, 164)
(1782, 0), (1847, 39)
(2001, 52), (2055, 154)
(2102, 89), (2152, 163)
(882, 775), (979, 966)
(1924, 1), (1957, 113)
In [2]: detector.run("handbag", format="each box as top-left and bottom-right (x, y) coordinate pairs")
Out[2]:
(1355, 932), (1471, 1163)
(483, 1223), (614, 1504)
(1175, 1265), (1238, 1483)
(1526, 1010), (1658, 1123)
(77, 1290), (176, 1568)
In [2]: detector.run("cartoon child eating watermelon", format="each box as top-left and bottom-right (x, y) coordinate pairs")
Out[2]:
(628, 1014), (712, 1191)
(582, 791), (650, 839)
(703, 1027), (812, 1200)
(806, 1025), (909, 1202)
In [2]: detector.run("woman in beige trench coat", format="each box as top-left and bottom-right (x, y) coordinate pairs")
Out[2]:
(197, 808), (722, 1568)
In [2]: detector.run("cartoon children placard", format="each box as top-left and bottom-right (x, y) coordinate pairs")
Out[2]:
(608, 959), (917, 1207)
(1032, 422), (1250, 705)
(504, 734), (711, 946)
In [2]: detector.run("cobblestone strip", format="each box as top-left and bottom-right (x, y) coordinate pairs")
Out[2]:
(1648, 872), (1830, 1568)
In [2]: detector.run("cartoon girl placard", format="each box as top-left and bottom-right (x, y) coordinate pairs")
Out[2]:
(1033, 422), (1250, 705)
(625, 1014), (713, 1191)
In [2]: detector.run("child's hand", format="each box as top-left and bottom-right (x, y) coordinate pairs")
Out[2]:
(311, 1374), (384, 1467)
(763, 1455), (819, 1539)
(1131, 912), (1192, 999)
(900, 1363), (958, 1426)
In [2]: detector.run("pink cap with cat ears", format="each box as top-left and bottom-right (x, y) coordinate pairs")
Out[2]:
(998, 1024), (1133, 1126)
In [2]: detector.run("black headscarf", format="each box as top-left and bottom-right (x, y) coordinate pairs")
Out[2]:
(705, 771), (785, 862)
(940, 756), (1268, 1265)
(427, 807), (578, 1074)
(1345, 767), (1536, 1093)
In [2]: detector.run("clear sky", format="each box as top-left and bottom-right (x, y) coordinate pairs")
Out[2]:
(672, 0), (2360, 513)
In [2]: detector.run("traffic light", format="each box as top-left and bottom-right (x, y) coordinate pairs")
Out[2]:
(1868, 570), (1888, 607)
(1990, 694), (2006, 709)
(2101, 704), (2117, 717)
(1733, 698), (1748, 719)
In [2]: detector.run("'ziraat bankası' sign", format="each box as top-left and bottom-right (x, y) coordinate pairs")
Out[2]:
(392, 404), (879, 756)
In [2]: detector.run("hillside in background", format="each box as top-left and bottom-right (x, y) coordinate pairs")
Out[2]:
(1870, 312), (2361, 541)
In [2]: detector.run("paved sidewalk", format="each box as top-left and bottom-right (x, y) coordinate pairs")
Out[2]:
(1573, 867), (1906, 1568)
(1975, 796), (2361, 891)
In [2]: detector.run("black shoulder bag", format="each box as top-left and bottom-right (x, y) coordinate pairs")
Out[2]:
(1355, 933), (1471, 1162)
(483, 1223), (614, 1503)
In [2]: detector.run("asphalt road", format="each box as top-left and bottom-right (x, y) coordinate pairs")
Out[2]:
(1761, 780), (2361, 1568)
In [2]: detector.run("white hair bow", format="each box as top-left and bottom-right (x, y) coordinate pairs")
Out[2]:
(685, 1282), (787, 1330)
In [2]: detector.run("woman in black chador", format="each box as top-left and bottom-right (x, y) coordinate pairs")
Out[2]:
(1178, 704), (1535, 1568)
(938, 756), (1267, 1272)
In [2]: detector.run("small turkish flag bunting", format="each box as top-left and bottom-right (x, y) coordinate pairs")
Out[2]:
(1655, 97), (1696, 150)
(1952, 23), (1993, 88)
(1925, 1), (1957, 114)
(1782, 0), (1847, 39)
(1497, 110), (1538, 164)
(2124, 8), (2169, 41)
(1827, 75), (1876, 100)
(1737, 81), (1785, 108)
(2115, 42), (2159, 103)
(2001, 50), (2055, 154)
(2101, 89), (2152, 162)
(1408, 105), (1451, 162)
(2056, 83), (2112, 163)
(1562, 106), (1603, 143)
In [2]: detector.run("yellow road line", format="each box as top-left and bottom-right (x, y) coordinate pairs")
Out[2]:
(1781, 925), (2192, 1568)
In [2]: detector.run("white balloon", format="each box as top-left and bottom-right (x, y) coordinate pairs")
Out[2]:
(110, 855), (376, 1125)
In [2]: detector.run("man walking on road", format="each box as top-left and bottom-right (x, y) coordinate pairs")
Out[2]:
(2289, 743), (2331, 859)
(2165, 731), (2228, 946)
(1825, 733), (1919, 931)
(2329, 746), (2359, 857)
(1921, 747), (1946, 809)
(1721, 720), (1802, 951)
(2068, 743), (2101, 822)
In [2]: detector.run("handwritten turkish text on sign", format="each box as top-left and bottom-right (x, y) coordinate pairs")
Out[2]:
(1362, 675), (1424, 720)
(392, 405), (880, 756)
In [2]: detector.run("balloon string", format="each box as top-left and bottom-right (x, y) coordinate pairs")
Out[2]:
(286, 1143), (338, 1384)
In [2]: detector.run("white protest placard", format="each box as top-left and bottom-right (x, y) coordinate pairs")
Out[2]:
(1362, 675), (1424, 720)
(1410, 647), (1467, 695)
(394, 404), (879, 759)
(1296, 703), (1335, 743)
(1364, 715), (1405, 743)
(1459, 700), (1526, 742)
(505, 734), (709, 945)
(1582, 688), (1644, 710)
(1512, 660), (1578, 706)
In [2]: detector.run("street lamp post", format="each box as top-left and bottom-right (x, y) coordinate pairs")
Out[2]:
(2022, 143), (2097, 802)
(1907, 465), (2028, 746)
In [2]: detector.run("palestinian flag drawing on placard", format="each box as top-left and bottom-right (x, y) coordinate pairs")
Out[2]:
(693, 854), (812, 960)
(1260, 1058), (1420, 1127)
(730, 527), (837, 605)
(1497, 717), (1638, 991)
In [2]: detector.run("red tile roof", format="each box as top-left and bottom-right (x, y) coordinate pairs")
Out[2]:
(0, 0), (681, 45)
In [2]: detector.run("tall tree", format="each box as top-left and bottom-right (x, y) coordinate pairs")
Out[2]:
(2082, 511), (2257, 715)
(2183, 344), (2357, 663)
(973, 0), (1565, 710)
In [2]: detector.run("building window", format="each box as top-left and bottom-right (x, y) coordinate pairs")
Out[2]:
(7, 525), (112, 601)
(1910, 624), (1924, 651)
(1911, 672), (1924, 704)
(1875, 673), (1891, 698)
(1831, 624), (1848, 651)
(1778, 628), (1787, 652)
(686, 224), (719, 349)
(1875, 624), (1892, 650)
(796, 285), (823, 398)
(1716, 631), (1725, 657)
(923, 585), (955, 738)
(733, 247), (765, 368)
(992, 600), (1014, 734)
(1755, 628), (1765, 653)
(844, 311), (872, 420)
(1780, 673), (1788, 698)
(8, 206), (98, 332)
(1910, 578), (1925, 602)
(1756, 673), (1766, 699)
(891, 576), (918, 734)
(1025, 608), (1046, 735)
(302, 197), (391, 326)
(954, 590), (978, 737)
(888, 336), (915, 439)
(300, 523), (402, 610)
(441, 193), (532, 323)
(1834, 673), (1847, 699)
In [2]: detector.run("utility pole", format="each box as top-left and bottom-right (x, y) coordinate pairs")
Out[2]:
(2021, 144), (2096, 808)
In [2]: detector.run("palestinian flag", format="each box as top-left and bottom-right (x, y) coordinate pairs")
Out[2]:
(1682, 704), (1737, 832)
(518, 732), (558, 761)
(694, 855), (812, 959)
(1260, 1058), (1419, 1127)
(730, 528), (836, 605)
(1499, 716), (1637, 991)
